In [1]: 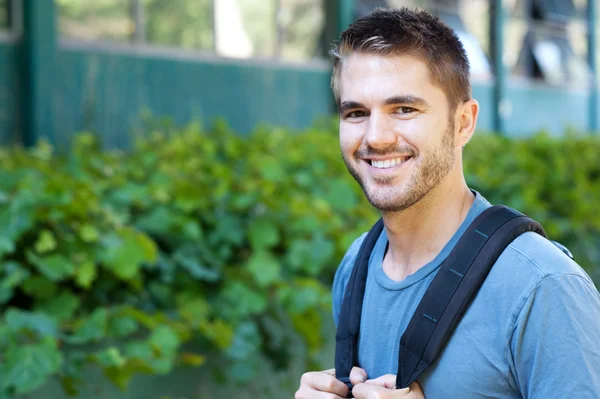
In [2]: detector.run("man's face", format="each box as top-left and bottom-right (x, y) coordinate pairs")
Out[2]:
(338, 53), (457, 212)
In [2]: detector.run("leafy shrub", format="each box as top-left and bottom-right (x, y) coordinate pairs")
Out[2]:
(464, 131), (600, 280)
(0, 121), (376, 398)
(0, 121), (598, 398)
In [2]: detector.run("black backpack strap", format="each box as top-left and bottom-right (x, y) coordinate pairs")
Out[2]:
(335, 218), (384, 394)
(396, 205), (546, 388)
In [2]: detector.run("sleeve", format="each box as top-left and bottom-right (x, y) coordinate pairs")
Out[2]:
(332, 232), (368, 328)
(509, 273), (600, 398)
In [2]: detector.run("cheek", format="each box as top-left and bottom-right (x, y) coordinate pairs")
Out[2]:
(400, 117), (445, 149)
(339, 121), (364, 154)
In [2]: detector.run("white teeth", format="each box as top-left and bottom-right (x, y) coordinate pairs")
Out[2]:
(371, 157), (408, 169)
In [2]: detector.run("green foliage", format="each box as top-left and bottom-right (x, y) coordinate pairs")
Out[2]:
(464, 131), (600, 281)
(0, 122), (599, 397)
(0, 121), (375, 397)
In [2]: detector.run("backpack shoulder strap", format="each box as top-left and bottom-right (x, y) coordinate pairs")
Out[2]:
(335, 218), (384, 393)
(396, 205), (546, 388)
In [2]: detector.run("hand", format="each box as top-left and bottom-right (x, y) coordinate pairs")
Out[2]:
(352, 374), (424, 399)
(295, 367), (368, 398)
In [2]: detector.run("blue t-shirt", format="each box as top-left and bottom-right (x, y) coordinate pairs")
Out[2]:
(332, 192), (600, 398)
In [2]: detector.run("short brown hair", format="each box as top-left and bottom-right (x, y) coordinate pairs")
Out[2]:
(330, 7), (471, 111)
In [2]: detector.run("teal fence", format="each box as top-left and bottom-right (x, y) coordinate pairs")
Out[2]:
(0, 0), (598, 149)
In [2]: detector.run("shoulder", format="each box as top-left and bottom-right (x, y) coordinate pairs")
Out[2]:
(504, 237), (600, 397)
(332, 232), (368, 327)
(504, 231), (593, 284)
(489, 231), (599, 329)
(487, 230), (597, 305)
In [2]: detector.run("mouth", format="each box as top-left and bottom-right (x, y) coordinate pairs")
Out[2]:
(364, 156), (412, 170)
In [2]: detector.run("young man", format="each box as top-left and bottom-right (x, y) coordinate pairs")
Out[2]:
(295, 7), (600, 399)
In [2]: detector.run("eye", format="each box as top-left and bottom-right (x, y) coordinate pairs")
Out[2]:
(395, 106), (417, 115)
(346, 110), (367, 119)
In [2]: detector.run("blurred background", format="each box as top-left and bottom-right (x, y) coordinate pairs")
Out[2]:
(0, 1), (599, 398)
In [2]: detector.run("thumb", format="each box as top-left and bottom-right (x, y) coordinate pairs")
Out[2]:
(349, 367), (367, 385)
(352, 382), (387, 399)
(364, 374), (398, 389)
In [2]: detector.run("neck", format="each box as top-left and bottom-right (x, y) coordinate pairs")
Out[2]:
(381, 174), (475, 282)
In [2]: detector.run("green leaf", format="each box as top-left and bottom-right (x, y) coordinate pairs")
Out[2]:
(120, 307), (159, 329)
(74, 261), (97, 289)
(100, 228), (158, 280)
(0, 285), (12, 305)
(147, 325), (180, 374)
(94, 347), (126, 368)
(173, 250), (220, 282)
(68, 308), (108, 344)
(278, 278), (329, 314)
(0, 236), (15, 258)
(226, 321), (261, 361)
(26, 252), (75, 282)
(0, 262), (30, 304)
(149, 325), (180, 356)
(247, 218), (280, 250)
(246, 250), (280, 287)
(182, 220), (203, 240)
(199, 319), (234, 350)
(35, 292), (81, 322)
(5, 309), (59, 339)
(1, 261), (29, 287)
(177, 297), (210, 326)
(34, 230), (58, 254)
(21, 276), (57, 299)
(0, 205), (33, 243)
(258, 156), (284, 182)
(221, 281), (267, 318)
(135, 207), (173, 235)
(79, 224), (100, 243)
(286, 234), (335, 275)
(108, 315), (139, 338)
(125, 340), (154, 361)
(2, 337), (62, 394)
(325, 178), (359, 212)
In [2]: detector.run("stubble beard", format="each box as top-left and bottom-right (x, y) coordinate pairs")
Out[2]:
(343, 123), (456, 212)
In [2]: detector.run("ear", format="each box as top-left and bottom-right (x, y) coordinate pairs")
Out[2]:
(454, 98), (479, 148)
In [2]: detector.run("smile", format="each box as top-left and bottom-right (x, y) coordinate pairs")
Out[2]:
(368, 156), (411, 169)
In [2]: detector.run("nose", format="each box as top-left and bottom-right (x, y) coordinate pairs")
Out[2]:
(364, 110), (397, 149)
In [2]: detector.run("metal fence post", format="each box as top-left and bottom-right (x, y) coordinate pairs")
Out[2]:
(21, 0), (56, 147)
(588, 0), (598, 133)
(491, 0), (507, 135)
(337, 0), (356, 34)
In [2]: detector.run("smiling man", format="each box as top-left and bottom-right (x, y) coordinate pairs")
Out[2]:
(295, 7), (600, 399)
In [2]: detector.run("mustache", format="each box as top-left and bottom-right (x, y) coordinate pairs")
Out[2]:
(354, 146), (417, 158)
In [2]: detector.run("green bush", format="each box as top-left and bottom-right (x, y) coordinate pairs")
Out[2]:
(0, 121), (598, 398)
(0, 121), (376, 398)
(464, 131), (600, 280)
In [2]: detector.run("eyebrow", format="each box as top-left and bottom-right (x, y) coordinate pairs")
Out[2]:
(338, 95), (429, 114)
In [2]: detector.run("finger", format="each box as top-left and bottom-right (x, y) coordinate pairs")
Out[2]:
(349, 367), (367, 385)
(294, 389), (346, 399)
(409, 381), (424, 394)
(352, 382), (386, 399)
(364, 374), (398, 389)
(322, 368), (336, 376)
(300, 371), (349, 397)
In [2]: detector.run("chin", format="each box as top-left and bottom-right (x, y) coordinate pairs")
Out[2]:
(364, 187), (411, 212)
(364, 175), (438, 212)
